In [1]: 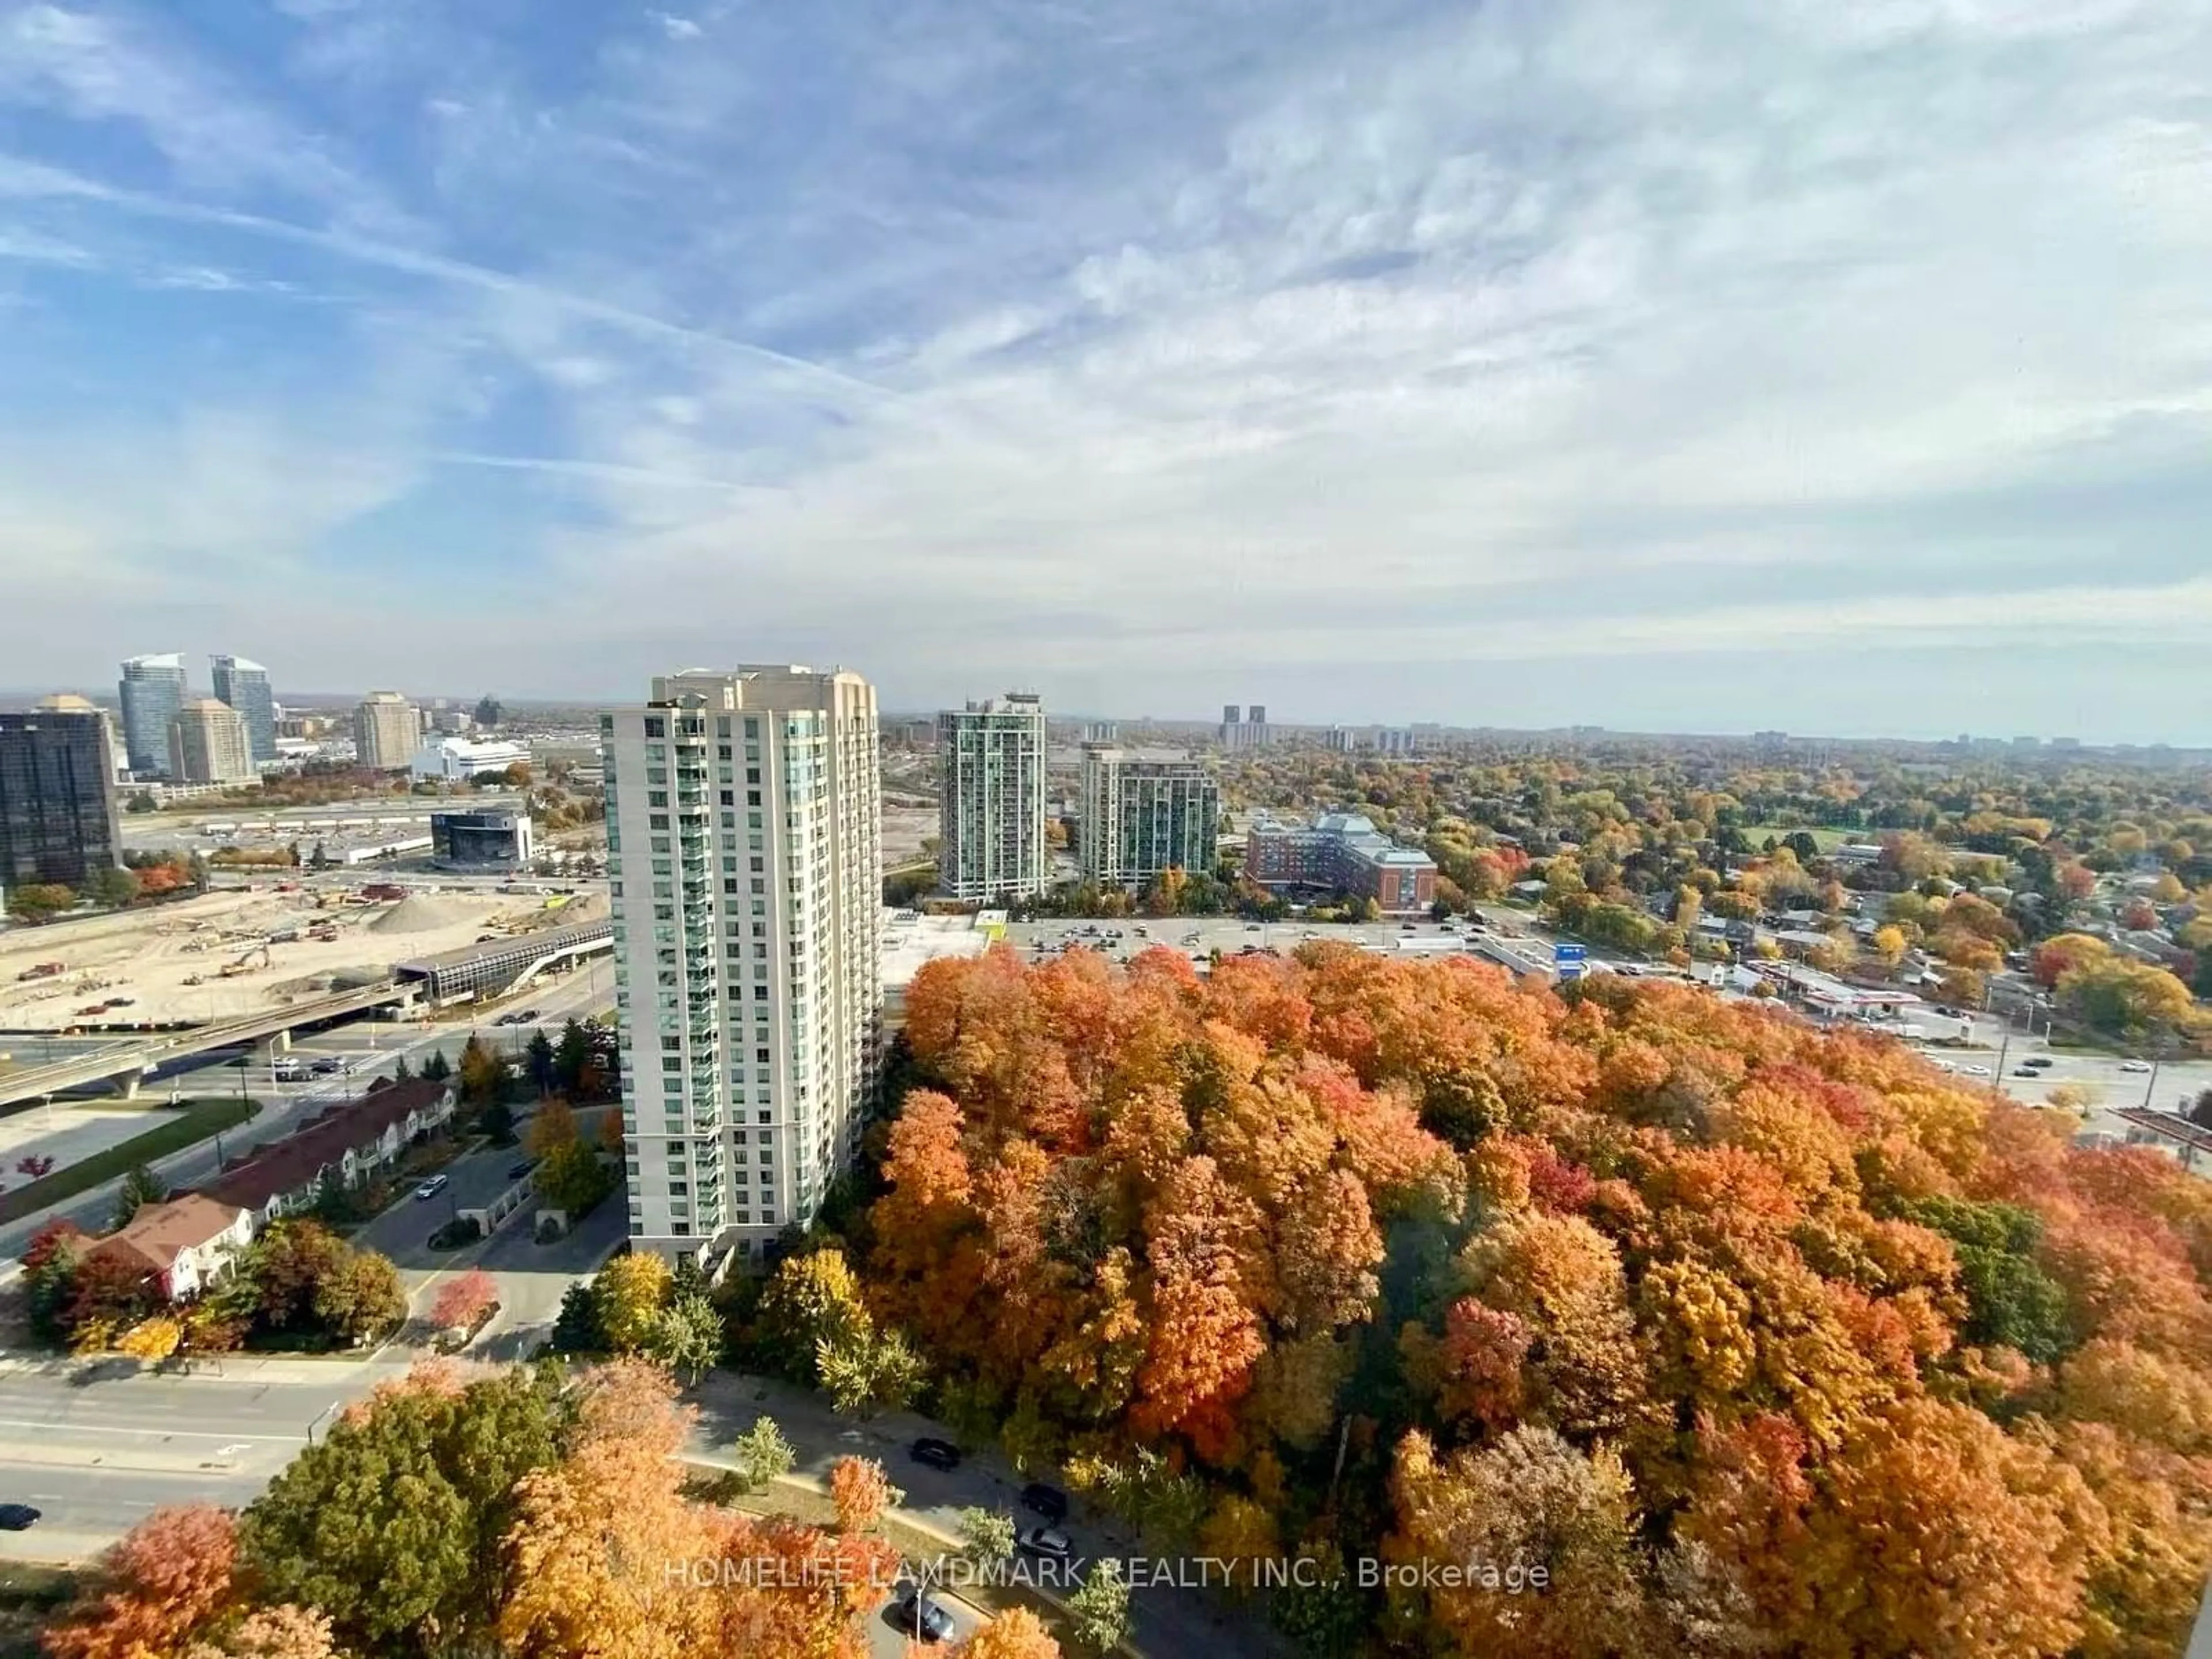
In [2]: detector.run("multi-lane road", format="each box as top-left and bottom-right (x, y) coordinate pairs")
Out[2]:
(0, 1357), (416, 1562)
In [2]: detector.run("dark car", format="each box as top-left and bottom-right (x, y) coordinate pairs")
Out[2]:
(909, 1437), (961, 1471)
(890, 1592), (956, 1643)
(507, 1160), (538, 1181)
(1017, 1525), (1073, 1562)
(2013, 1066), (2040, 1077)
(2022, 1055), (2055, 1069)
(0, 1504), (40, 1531)
(1021, 1482), (1069, 1524)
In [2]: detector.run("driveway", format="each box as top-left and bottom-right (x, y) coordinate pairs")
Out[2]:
(688, 1372), (1288, 1659)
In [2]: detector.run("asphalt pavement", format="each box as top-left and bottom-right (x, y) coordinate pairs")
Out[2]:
(690, 1372), (1289, 1659)
(0, 1357), (413, 1562)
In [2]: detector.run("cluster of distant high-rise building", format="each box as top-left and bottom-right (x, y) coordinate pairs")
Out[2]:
(930, 691), (1227, 902)
(116, 652), (275, 784)
(97, 660), (532, 790)
(1220, 702), (1271, 750)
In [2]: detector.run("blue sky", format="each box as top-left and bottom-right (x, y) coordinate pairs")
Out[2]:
(1, 0), (2209, 739)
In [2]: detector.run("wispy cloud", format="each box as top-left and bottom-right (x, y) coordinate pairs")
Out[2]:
(0, 0), (2205, 737)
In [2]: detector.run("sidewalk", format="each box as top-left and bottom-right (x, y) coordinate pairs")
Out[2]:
(0, 1349), (413, 1386)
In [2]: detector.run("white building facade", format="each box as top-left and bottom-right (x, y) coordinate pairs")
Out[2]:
(936, 692), (1047, 903)
(603, 666), (882, 1266)
(167, 698), (256, 785)
(410, 735), (531, 781)
(353, 692), (418, 770)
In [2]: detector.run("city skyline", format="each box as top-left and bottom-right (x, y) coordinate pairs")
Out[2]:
(0, 5), (2206, 740)
(1, 672), (2197, 753)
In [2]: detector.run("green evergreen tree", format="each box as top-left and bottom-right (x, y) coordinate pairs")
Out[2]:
(112, 1165), (168, 1229)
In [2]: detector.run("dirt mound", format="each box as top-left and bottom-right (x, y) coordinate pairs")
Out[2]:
(368, 893), (484, 935)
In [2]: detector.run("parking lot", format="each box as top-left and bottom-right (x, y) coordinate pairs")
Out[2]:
(1001, 914), (1498, 963)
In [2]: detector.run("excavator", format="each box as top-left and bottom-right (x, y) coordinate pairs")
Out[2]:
(218, 942), (273, 979)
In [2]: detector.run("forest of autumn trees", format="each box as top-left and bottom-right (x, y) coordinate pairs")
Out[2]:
(859, 942), (2212, 1658)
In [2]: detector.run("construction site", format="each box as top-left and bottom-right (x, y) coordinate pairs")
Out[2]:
(0, 884), (609, 1033)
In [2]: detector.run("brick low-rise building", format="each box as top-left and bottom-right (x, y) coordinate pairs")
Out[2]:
(203, 1078), (457, 1225)
(1246, 810), (1438, 914)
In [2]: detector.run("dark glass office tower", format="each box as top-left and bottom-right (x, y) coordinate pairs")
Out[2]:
(0, 701), (122, 893)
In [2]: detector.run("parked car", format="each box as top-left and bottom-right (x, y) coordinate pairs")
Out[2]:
(1017, 1525), (1073, 1562)
(890, 1592), (956, 1643)
(1021, 1482), (1069, 1524)
(909, 1438), (961, 1471)
(507, 1160), (538, 1182)
(413, 1175), (450, 1202)
(0, 1503), (40, 1531)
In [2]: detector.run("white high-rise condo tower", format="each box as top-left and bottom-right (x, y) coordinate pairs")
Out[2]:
(602, 666), (882, 1267)
(936, 692), (1047, 903)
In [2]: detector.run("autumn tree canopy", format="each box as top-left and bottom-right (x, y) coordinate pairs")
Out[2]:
(861, 943), (2212, 1657)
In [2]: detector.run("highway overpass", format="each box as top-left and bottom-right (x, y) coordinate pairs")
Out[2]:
(0, 979), (416, 1109)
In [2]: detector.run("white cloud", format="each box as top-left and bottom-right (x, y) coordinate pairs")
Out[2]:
(0, 2), (391, 222)
(0, 0), (2206, 732)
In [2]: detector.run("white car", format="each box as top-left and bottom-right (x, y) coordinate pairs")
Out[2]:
(1961, 1065), (1991, 1077)
(2120, 1059), (2153, 1073)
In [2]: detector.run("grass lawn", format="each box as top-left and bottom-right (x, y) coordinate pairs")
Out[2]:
(1738, 824), (1850, 853)
(0, 1098), (260, 1226)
